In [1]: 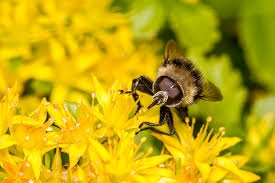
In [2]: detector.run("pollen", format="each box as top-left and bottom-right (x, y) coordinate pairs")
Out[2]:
(25, 136), (30, 141)
(192, 117), (196, 124)
(91, 92), (96, 99)
(18, 172), (24, 176)
(185, 117), (190, 124)
(46, 127), (53, 131)
(219, 127), (226, 136)
(44, 102), (50, 106)
(62, 117), (67, 123)
(206, 116), (212, 122)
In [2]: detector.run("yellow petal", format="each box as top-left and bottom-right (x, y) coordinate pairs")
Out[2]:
(214, 157), (260, 182)
(47, 104), (66, 129)
(92, 75), (109, 110)
(0, 148), (17, 175)
(220, 137), (242, 150)
(207, 166), (228, 183)
(195, 160), (211, 180)
(88, 137), (110, 162)
(73, 166), (86, 182)
(29, 98), (48, 123)
(49, 39), (66, 61)
(51, 84), (69, 103)
(139, 167), (173, 177)
(153, 134), (184, 159)
(131, 174), (150, 183)
(0, 135), (16, 149)
(24, 150), (42, 180)
(136, 155), (172, 171)
(64, 143), (87, 168)
(90, 108), (104, 122)
(228, 155), (249, 168)
(220, 179), (242, 183)
(52, 148), (62, 172)
(238, 169), (261, 182)
(215, 157), (241, 176)
(12, 115), (44, 126)
(157, 177), (176, 183)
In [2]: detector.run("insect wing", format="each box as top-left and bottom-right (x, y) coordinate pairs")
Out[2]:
(199, 81), (223, 101)
(164, 40), (185, 63)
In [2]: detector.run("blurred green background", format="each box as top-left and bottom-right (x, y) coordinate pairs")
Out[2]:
(1, 0), (275, 182)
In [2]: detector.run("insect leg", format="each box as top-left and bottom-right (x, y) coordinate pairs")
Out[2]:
(120, 76), (153, 114)
(176, 106), (189, 121)
(138, 106), (168, 129)
(166, 108), (175, 135)
(136, 107), (175, 136)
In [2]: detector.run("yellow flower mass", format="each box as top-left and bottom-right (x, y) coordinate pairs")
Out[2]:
(0, 0), (261, 182)
(0, 0), (161, 107)
(0, 80), (259, 182)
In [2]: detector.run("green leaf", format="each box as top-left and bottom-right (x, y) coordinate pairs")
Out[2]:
(169, 2), (220, 54)
(9, 57), (24, 72)
(64, 101), (80, 120)
(130, 0), (166, 39)
(253, 96), (275, 118)
(30, 80), (53, 96)
(240, 0), (275, 91)
(204, 0), (241, 19)
(189, 55), (248, 136)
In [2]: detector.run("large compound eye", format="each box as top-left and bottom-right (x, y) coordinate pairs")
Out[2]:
(154, 76), (183, 106)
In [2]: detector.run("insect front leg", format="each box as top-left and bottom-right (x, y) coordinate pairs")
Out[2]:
(176, 106), (189, 121)
(119, 76), (153, 114)
(166, 108), (175, 135)
(136, 106), (175, 136)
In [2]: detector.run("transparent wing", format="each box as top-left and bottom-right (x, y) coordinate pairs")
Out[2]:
(164, 40), (185, 63)
(199, 81), (223, 101)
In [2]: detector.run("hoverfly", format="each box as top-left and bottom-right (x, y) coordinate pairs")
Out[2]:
(120, 40), (222, 135)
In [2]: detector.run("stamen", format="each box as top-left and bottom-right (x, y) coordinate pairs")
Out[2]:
(219, 127), (226, 136)
(185, 117), (190, 125)
(206, 116), (212, 123)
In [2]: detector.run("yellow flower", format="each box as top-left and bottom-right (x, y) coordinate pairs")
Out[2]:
(86, 131), (172, 183)
(8, 98), (58, 180)
(0, 83), (18, 135)
(0, 0), (162, 106)
(40, 148), (69, 182)
(91, 76), (141, 137)
(154, 114), (260, 183)
(0, 154), (39, 183)
(0, 84), (18, 150)
(47, 102), (100, 168)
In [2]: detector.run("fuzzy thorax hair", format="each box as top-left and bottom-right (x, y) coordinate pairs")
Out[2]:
(157, 64), (203, 106)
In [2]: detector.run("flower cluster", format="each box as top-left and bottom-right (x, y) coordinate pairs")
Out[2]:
(0, 79), (260, 182)
(0, 0), (161, 110)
